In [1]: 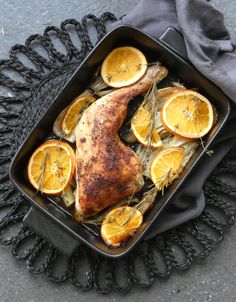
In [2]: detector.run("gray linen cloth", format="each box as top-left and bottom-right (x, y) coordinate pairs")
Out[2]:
(112, 0), (236, 238)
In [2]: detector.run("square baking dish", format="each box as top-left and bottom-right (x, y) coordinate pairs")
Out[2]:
(9, 25), (230, 258)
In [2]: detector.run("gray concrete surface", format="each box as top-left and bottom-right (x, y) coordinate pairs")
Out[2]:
(0, 0), (236, 301)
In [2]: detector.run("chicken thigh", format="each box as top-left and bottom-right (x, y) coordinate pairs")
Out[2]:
(75, 64), (168, 217)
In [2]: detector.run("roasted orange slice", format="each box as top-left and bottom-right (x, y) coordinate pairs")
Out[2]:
(131, 105), (162, 148)
(150, 147), (184, 191)
(28, 140), (76, 195)
(101, 46), (147, 88)
(101, 206), (143, 247)
(62, 94), (95, 135)
(161, 90), (214, 139)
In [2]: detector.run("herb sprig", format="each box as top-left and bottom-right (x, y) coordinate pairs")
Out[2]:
(37, 151), (50, 193)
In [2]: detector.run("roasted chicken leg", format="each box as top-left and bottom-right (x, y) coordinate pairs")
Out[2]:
(75, 64), (168, 217)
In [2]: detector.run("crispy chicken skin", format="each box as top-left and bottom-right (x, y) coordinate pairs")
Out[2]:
(75, 64), (168, 217)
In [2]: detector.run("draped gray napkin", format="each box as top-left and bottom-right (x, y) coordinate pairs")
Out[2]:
(112, 0), (236, 239)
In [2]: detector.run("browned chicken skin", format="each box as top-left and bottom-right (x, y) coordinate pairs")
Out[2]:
(75, 64), (168, 217)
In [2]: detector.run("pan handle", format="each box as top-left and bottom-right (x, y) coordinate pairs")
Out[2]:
(159, 26), (188, 61)
(23, 207), (81, 256)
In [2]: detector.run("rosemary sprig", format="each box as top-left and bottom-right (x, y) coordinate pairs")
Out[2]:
(37, 151), (50, 193)
(106, 73), (112, 83)
(155, 168), (173, 195)
(119, 206), (138, 227)
(136, 63), (142, 70)
(192, 96), (214, 157)
(55, 143), (66, 183)
(132, 76), (161, 167)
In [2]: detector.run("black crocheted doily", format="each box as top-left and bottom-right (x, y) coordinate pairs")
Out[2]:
(0, 13), (236, 294)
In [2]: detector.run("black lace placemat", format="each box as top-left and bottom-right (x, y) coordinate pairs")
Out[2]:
(0, 13), (236, 294)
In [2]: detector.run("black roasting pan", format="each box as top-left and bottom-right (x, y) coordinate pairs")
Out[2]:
(9, 25), (230, 258)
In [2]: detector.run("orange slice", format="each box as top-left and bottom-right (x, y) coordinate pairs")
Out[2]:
(161, 90), (214, 139)
(101, 206), (143, 247)
(62, 94), (96, 135)
(131, 105), (162, 148)
(28, 140), (76, 195)
(101, 46), (147, 88)
(150, 147), (184, 191)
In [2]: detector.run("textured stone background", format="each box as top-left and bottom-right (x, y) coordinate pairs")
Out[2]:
(0, 0), (236, 301)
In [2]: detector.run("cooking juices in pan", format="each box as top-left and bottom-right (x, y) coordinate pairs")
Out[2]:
(27, 46), (216, 248)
